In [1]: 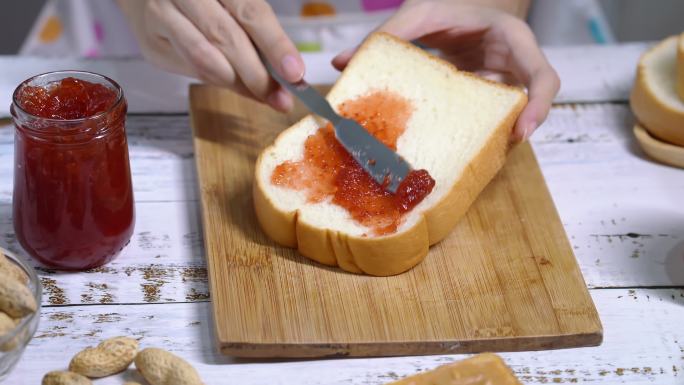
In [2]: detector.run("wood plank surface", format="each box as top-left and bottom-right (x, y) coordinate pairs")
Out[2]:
(8, 288), (682, 385)
(1, 103), (681, 308)
(0, 45), (680, 383)
(189, 84), (601, 357)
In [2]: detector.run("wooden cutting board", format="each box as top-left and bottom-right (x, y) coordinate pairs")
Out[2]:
(189, 84), (602, 358)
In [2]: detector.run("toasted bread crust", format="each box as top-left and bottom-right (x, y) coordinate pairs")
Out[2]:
(424, 97), (524, 244)
(631, 35), (684, 147)
(633, 123), (684, 169)
(254, 32), (526, 276)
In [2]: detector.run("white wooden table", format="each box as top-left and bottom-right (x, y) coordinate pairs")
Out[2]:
(2, 43), (684, 384)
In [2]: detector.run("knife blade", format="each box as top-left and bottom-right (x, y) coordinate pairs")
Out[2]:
(261, 56), (411, 194)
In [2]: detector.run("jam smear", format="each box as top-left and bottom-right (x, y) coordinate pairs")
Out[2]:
(271, 91), (435, 235)
(17, 77), (118, 119)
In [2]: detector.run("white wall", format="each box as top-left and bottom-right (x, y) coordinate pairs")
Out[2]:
(529, 0), (684, 46)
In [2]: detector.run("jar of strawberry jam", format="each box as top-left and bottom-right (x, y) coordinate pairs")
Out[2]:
(11, 71), (134, 270)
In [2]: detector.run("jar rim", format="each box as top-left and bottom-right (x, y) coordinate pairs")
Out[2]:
(12, 70), (125, 123)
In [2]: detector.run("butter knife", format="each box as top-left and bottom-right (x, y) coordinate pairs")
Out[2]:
(262, 57), (411, 193)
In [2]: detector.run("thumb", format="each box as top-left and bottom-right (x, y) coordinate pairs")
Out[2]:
(331, 47), (357, 71)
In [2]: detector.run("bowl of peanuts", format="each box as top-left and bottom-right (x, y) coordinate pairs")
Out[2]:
(0, 246), (41, 380)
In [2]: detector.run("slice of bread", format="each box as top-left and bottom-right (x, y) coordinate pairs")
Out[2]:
(677, 32), (684, 102)
(634, 123), (684, 169)
(254, 32), (526, 276)
(385, 353), (521, 385)
(631, 35), (684, 146)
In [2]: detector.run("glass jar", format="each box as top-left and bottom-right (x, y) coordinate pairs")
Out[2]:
(11, 71), (135, 270)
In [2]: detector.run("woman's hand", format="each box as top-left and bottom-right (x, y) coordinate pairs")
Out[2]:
(333, 0), (560, 141)
(118, 0), (304, 112)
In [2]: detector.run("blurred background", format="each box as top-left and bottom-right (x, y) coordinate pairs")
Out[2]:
(0, 0), (683, 57)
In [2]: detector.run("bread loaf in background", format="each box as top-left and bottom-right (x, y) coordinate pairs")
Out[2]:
(631, 34), (684, 146)
(254, 32), (526, 276)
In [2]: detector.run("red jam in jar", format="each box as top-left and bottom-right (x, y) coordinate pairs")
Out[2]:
(272, 91), (435, 235)
(11, 71), (134, 270)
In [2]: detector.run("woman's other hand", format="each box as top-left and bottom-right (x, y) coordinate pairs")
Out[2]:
(333, 0), (560, 141)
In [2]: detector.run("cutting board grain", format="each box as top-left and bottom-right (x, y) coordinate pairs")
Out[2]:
(189, 84), (602, 358)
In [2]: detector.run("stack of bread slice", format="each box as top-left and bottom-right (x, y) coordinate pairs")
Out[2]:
(254, 32), (526, 276)
(631, 32), (684, 167)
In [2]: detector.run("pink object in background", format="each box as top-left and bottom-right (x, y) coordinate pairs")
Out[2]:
(361, 0), (403, 12)
(93, 21), (104, 42)
(84, 48), (100, 58)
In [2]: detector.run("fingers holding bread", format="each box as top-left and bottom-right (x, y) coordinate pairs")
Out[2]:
(497, 18), (559, 142)
(333, 3), (557, 143)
